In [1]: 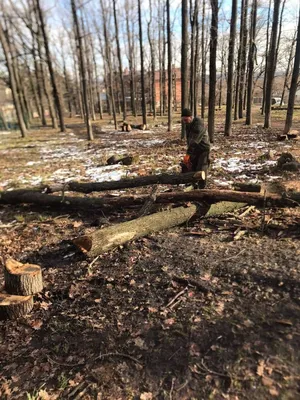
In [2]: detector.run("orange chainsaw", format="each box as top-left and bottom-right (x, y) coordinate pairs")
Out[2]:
(180, 154), (193, 173)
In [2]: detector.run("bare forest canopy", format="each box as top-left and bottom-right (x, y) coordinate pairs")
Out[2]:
(0, 0), (299, 140)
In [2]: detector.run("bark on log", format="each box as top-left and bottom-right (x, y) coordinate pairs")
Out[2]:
(0, 293), (33, 320)
(43, 171), (206, 193)
(4, 259), (43, 295)
(0, 189), (299, 210)
(73, 205), (198, 257)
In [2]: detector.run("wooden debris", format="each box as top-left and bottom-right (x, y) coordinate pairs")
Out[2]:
(0, 293), (33, 320)
(43, 171), (206, 193)
(74, 205), (198, 257)
(4, 259), (43, 295)
(107, 154), (139, 166)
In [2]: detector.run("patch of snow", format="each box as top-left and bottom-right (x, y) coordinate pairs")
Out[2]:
(26, 161), (41, 166)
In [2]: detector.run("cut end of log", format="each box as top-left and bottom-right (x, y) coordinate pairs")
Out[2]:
(4, 259), (43, 295)
(5, 259), (40, 276)
(0, 293), (33, 320)
(73, 235), (93, 253)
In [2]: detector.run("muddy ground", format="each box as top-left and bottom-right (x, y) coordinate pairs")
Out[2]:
(0, 110), (300, 399)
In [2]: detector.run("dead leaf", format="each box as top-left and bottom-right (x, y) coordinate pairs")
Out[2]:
(148, 307), (158, 313)
(73, 221), (82, 228)
(164, 318), (175, 326)
(140, 392), (153, 400)
(257, 360), (265, 377)
(134, 337), (145, 349)
(269, 388), (279, 396)
(38, 389), (50, 400)
(31, 319), (43, 330)
(262, 376), (274, 387)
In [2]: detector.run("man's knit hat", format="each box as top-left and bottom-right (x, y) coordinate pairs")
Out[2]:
(182, 108), (192, 117)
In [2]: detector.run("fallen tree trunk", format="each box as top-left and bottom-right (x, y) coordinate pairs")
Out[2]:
(43, 171), (205, 193)
(4, 259), (43, 295)
(73, 205), (198, 257)
(0, 293), (33, 320)
(0, 189), (299, 210)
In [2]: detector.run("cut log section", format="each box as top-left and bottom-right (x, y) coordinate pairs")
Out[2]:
(4, 259), (43, 295)
(0, 189), (299, 210)
(43, 171), (206, 193)
(0, 293), (33, 320)
(74, 204), (198, 257)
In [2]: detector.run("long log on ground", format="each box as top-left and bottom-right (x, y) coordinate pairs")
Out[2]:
(0, 189), (299, 210)
(4, 259), (43, 295)
(73, 205), (198, 257)
(43, 171), (206, 193)
(0, 293), (33, 320)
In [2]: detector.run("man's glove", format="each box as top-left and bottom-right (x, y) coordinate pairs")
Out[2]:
(180, 154), (193, 173)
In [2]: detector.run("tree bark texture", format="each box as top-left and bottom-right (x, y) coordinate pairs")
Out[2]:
(35, 0), (65, 132)
(71, 0), (94, 140)
(208, 0), (218, 142)
(181, 0), (189, 139)
(224, 0), (237, 136)
(245, 0), (257, 125)
(0, 293), (34, 320)
(138, 0), (147, 126)
(73, 205), (198, 256)
(283, 8), (300, 134)
(264, 0), (281, 128)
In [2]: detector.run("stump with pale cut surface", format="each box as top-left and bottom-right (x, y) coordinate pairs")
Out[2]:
(4, 259), (43, 295)
(0, 293), (33, 320)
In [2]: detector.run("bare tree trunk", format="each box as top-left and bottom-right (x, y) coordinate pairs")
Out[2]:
(208, 0), (219, 143)
(0, 20), (27, 137)
(125, 0), (136, 117)
(32, 39), (47, 126)
(138, 0), (147, 125)
(274, 0), (286, 68)
(224, 0), (237, 136)
(238, 0), (248, 119)
(264, 0), (281, 129)
(218, 42), (225, 110)
(189, 0), (196, 113)
(181, 0), (189, 138)
(280, 34), (296, 106)
(234, 0), (243, 120)
(35, 0), (65, 132)
(261, 0), (272, 115)
(283, 8), (300, 134)
(162, 6), (167, 116)
(71, 0), (94, 140)
(194, 8), (200, 117)
(158, 0), (164, 116)
(201, 0), (206, 119)
(167, 0), (172, 131)
(245, 0), (257, 126)
(147, 0), (156, 119)
(100, 0), (117, 129)
(113, 0), (126, 120)
(90, 36), (103, 119)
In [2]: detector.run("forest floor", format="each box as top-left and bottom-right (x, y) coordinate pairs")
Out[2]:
(0, 108), (300, 400)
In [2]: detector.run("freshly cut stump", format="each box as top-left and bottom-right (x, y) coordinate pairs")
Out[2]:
(0, 293), (33, 320)
(4, 259), (43, 295)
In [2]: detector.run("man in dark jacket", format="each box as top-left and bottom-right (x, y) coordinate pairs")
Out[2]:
(181, 108), (210, 188)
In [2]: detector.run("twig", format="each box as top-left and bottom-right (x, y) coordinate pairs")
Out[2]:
(169, 377), (176, 400)
(197, 359), (230, 379)
(239, 205), (255, 218)
(260, 189), (267, 232)
(47, 355), (83, 367)
(88, 255), (100, 271)
(165, 287), (188, 309)
(93, 351), (143, 365)
(222, 248), (246, 262)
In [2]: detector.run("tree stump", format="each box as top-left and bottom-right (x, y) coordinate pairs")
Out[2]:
(4, 259), (43, 295)
(0, 293), (33, 320)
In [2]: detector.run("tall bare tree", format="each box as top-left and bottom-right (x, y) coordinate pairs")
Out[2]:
(201, 0), (206, 119)
(181, 0), (189, 138)
(245, 0), (257, 125)
(224, 0), (237, 136)
(113, 0), (126, 120)
(167, 0), (172, 131)
(71, 0), (93, 140)
(208, 0), (219, 142)
(138, 0), (147, 125)
(264, 0), (281, 128)
(35, 0), (65, 132)
(0, 19), (27, 137)
(147, 0), (156, 119)
(283, 8), (300, 134)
